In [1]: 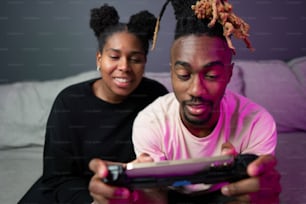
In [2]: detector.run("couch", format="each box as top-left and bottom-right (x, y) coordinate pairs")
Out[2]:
(1, 56), (306, 204)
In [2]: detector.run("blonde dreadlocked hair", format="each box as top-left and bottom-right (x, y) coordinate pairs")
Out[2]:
(153, 0), (253, 54)
(191, 0), (253, 53)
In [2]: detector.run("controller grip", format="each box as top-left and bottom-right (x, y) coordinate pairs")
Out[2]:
(222, 153), (258, 182)
(103, 154), (258, 188)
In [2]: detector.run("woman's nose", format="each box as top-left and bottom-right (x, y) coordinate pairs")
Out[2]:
(118, 58), (130, 71)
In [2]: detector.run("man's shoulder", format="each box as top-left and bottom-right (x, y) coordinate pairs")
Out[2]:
(223, 90), (274, 119)
(224, 90), (260, 108)
(149, 92), (177, 107)
(138, 92), (177, 115)
(134, 93), (179, 130)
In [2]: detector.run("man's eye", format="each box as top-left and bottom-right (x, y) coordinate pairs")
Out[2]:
(177, 74), (190, 80)
(205, 74), (218, 80)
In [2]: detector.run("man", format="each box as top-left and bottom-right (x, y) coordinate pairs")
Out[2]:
(89, 0), (281, 203)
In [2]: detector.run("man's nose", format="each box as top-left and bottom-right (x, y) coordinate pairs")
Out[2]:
(188, 75), (206, 97)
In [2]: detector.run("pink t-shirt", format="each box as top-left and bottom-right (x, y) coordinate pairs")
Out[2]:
(132, 90), (277, 161)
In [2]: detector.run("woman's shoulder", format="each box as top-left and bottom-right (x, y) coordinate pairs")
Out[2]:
(56, 78), (99, 99)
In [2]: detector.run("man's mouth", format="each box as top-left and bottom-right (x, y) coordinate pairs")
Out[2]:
(186, 104), (210, 115)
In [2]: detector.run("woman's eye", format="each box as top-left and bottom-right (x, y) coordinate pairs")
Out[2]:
(109, 55), (119, 60)
(130, 58), (142, 63)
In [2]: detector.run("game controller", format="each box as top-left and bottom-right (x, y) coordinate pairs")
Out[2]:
(103, 154), (258, 189)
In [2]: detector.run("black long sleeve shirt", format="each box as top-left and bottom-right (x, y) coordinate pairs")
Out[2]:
(19, 77), (168, 203)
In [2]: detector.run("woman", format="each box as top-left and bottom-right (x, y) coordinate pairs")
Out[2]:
(19, 4), (168, 203)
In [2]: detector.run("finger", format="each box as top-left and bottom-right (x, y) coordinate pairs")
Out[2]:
(89, 158), (108, 178)
(138, 153), (154, 162)
(88, 176), (110, 198)
(221, 142), (237, 156)
(224, 194), (250, 204)
(91, 192), (132, 204)
(247, 154), (277, 176)
(253, 168), (282, 195)
(132, 153), (154, 163)
(90, 192), (108, 204)
(221, 169), (281, 199)
(89, 176), (131, 200)
(221, 176), (259, 196)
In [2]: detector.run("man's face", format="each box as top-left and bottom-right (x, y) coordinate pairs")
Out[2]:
(170, 35), (233, 134)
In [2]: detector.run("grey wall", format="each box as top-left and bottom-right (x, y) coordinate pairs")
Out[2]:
(1, 0), (305, 84)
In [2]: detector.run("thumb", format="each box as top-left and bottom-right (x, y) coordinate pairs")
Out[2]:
(247, 154), (277, 176)
(89, 158), (108, 178)
(133, 153), (154, 163)
(221, 142), (237, 156)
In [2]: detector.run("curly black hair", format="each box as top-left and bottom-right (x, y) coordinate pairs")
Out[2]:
(170, 0), (225, 40)
(89, 4), (157, 55)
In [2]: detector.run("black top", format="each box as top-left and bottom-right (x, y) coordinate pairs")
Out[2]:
(19, 77), (168, 203)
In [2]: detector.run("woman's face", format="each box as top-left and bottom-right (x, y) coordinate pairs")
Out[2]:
(96, 31), (146, 103)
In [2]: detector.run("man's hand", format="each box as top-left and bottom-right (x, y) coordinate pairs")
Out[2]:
(220, 143), (281, 204)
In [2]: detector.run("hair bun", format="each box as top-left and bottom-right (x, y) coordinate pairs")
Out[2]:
(90, 4), (120, 38)
(128, 10), (157, 41)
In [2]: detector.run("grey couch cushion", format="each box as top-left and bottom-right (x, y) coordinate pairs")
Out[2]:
(0, 147), (43, 204)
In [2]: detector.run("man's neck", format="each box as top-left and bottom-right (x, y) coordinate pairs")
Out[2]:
(181, 111), (220, 138)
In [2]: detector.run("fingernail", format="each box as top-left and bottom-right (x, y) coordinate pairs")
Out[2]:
(222, 184), (236, 196)
(221, 148), (231, 155)
(221, 186), (230, 195)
